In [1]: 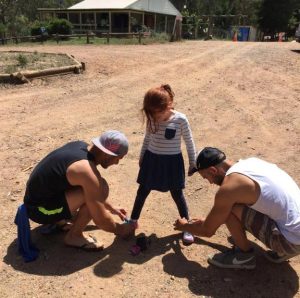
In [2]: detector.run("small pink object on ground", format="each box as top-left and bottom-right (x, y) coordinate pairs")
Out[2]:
(130, 244), (141, 256)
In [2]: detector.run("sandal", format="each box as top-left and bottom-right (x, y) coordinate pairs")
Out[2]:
(65, 236), (104, 252)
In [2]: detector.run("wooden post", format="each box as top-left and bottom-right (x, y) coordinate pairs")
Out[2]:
(207, 16), (213, 39)
(55, 33), (59, 44)
(128, 11), (131, 33)
(80, 12), (82, 33)
(86, 32), (89, 44)
(165, 16), (167, 33)
(139, 31), (142, 44)
(106, 32), (110, 44)
(109, 12), (112, 34)
(170, 17), (176, 41)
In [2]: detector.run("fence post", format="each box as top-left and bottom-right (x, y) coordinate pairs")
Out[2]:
(106, 32), (110, 44)
(139, 32), (142, 44)
(55, 33), (59, 44)
(86, 32), (89, 44)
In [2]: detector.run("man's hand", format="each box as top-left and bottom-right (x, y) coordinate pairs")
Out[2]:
(190, 218), (204, 224)
(103, 201), (127, 221)
(173, 218), (188, 231)
(111, 208), (127, 221)
(174, 217), (205, 235)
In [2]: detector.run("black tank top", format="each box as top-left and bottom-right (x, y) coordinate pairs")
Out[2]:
(25, 141), (94, 198)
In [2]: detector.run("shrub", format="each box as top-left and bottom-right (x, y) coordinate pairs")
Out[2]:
(47, 18), (72, 35)
(7, 16), (31, 36)
(31, 20), (49, 36)
(17, 54), (28, 68)
(0, 23), (7, 38)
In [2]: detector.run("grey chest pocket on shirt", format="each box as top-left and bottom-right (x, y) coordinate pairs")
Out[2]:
(165, 128), (176, 139)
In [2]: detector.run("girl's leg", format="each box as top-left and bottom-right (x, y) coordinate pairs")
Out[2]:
(130, 184), (151, 220)
(170, 189), (189, 220)
(170, 189), (194, 244)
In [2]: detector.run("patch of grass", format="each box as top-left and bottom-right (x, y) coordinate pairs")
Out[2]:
(4, 65), (17, 74)
(0, 51), (77, 74)
(17, 54), (28, 68)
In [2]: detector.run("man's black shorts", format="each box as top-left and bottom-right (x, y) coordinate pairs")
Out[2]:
(24, 191), (72, 224)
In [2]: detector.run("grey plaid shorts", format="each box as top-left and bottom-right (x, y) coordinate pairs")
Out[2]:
(242, 206), (300, 255)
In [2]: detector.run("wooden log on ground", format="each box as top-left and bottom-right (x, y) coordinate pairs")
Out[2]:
(0, 74), (12, 83)
(16, 64), (83, 79)
(9, 72), (30, 84)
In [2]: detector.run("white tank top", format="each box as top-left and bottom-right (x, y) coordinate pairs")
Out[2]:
(226, 158), (300, 244)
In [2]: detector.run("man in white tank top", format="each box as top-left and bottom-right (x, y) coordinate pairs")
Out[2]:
(174, 147), (300, 269)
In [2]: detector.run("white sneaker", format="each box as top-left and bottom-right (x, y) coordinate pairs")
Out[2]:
(182, 231), (194, 244)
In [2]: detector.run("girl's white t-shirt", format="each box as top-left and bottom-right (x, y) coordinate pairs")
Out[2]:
(140, 111), (196, 167)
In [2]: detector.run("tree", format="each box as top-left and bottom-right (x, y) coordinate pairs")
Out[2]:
(180, 0), (263, 39)
(14, 0), (81, 21)
(258, 0), (298, 35)
(0, 0), (18, 24)
(0, 0), (80, 35)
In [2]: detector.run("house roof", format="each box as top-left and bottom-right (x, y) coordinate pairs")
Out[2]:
(68, 0), (181, 16)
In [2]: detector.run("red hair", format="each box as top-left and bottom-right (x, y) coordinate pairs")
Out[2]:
(142, 84), (175, 133)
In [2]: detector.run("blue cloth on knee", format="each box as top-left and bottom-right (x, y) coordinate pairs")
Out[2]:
(14, 204), (39, 262)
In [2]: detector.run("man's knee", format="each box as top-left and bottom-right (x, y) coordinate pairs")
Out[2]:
(231, 204), (245, 220)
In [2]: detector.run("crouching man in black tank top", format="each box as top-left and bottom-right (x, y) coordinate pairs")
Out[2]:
(23, 130), (134, 251)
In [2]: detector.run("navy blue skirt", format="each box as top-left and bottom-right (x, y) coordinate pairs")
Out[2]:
(137, 150), (185, 192)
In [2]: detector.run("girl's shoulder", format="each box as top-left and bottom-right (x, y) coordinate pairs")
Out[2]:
(172, 110), (188, 120)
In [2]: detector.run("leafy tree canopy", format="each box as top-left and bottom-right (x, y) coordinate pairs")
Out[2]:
(258, 0), (299, 34)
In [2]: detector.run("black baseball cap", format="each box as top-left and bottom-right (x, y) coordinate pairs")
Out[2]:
(196, 147), (226, 170)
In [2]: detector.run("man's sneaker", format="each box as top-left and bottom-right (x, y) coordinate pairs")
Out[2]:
(264, 250), (299, 263)
(182, 232), (194, 244)
(208, 247), (256, 269)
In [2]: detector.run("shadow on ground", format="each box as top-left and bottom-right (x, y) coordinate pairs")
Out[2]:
(4, 228), (298, 297)
(162, 238), (299, 297)
(3, 225), (105, 275)
(93, 233), (298, 297)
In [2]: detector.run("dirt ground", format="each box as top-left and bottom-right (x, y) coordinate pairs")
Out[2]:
(0, 40), (300, 298)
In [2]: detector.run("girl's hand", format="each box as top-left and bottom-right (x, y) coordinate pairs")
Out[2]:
(111, 208), (127, 221)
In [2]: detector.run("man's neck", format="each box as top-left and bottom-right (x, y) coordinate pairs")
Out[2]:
(223, 160), (234, 173)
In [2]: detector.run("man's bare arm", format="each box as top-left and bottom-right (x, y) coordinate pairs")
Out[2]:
(174, 173), (260, 237)
(67, 160), (121, 234)
(174, 188), (234, 237)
